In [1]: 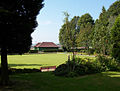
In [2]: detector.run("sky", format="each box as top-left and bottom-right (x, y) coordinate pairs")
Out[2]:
(31, 0), (117, 45)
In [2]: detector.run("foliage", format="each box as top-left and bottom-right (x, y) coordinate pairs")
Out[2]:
(59, 13), (94, 56)
(76, 13), (94, 54)
(54, 57), (104, 77)
(111, 15), (120, 62)
(92, 0), (120, 55)
(59, 13), (79, 51)
(0, 0), (44, 85)
(54, 64), (69, 76)
(29, 50), (39, 53)
(0, 0), (44, 54)
(92, 7), (110, 55)
(107, 0), (120, 16)
(54, 54), (120, 77)
(96, 55), (120, 71)
(59, 1), (120, 56)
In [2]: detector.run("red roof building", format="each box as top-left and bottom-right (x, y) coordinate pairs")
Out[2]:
(34, 42), (59, 51)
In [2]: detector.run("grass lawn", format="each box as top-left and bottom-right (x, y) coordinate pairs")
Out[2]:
(1, 71), (120, 91)
(1, 53), (68, 69)
(0, 53), (120, 91)
(0, 53), (95, 69)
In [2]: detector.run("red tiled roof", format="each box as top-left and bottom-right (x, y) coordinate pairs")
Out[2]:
(34, 42), (59, 48)
(34, 43), (42, 47)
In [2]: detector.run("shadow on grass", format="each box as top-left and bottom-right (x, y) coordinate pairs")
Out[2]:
(8, 64), (48, 67)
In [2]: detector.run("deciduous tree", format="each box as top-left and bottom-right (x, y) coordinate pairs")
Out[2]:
(77, 13), (94, 54)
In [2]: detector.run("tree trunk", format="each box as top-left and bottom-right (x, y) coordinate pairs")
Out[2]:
(1, 46), (9, 85)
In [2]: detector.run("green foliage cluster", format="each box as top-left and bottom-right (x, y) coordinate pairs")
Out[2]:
(0, 0), (44, 54)
(59, 13), (94, 53)
(96, 55), (120, 71)
(0, 0), (44, 85)
(54, 57), (101, 77)
(111, 15), (120, 61)
(54, 55), (120, 77)
(59, 0), (120, 61)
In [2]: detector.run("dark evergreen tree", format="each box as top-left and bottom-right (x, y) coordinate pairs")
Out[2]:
(92, 7), (110, 55)
(0, 0), (44, 85)
(111, 15), (120, 62)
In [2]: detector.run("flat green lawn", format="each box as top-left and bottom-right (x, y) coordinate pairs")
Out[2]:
(1, 71), (120, 91)
(7, 53), (68, 69)
(0, 53), (95, 69)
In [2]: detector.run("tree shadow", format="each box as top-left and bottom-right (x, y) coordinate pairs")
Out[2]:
(8, 64), (48, 67)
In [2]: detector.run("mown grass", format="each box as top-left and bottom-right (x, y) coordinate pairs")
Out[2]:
(0, 53), (68, 69)
(1, 71), (120, 91)
(0, 53), (95, 69)
(0, 53), (120, 91)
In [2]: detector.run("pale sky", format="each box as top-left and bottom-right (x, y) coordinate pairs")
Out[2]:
(31, 0), (116, 44)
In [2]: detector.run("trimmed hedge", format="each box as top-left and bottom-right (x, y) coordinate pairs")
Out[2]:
(29, 50), (39, 53)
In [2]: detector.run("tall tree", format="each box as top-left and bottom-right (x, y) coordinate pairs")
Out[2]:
(59, 13), (79, 60)
(92, 0), (120, 55)
(77, 13), (94, 54)
(92, 7), (110, 55)
(59, 12), (79, 51)
(111, 15), (120, 62)
(0, 0), (44, 85)
(107, 0), (120, 16)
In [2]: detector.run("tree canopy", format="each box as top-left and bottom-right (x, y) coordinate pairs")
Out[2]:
(111, 15), (120, 61)
(59, 0), (120, 57)
(0, 0), (44, 85)
(0, 0), (44, 54)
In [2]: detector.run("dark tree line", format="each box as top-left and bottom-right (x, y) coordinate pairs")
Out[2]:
(59, 0), (120, 60)
(0, 0), (44, 85)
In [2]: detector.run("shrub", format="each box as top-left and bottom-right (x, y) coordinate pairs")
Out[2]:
(106, 58), (120, 71)
(74, 64), (87, 75)
(95, 55), (120, 71)
(43, 49), (58, 52)
(54, 55), (120, 77)
(29, 50), (38, 53)
(54, 57), (104, 77)
(54, 64), (69, 76)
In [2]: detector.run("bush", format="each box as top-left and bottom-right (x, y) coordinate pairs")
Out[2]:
(29, 50), (38, 53)
(54, 55), (120, 77)
(54, 64), (69, 76)
(43, 49), (59, 52)
(54, 57), (104, 77)
(96, 55), (120, 71)
(106, 58), (120, 71)
(74, 64), (87, 75)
